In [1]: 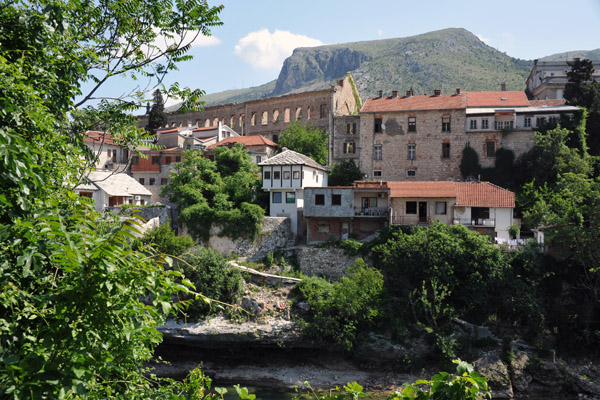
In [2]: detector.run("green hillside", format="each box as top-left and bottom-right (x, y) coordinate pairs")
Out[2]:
(541, 49), (600, 61)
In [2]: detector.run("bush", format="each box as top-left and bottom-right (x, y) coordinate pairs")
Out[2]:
(179, 248), (243, 320)
(295, 259), (384, 350)
(136, 222), (194, 256)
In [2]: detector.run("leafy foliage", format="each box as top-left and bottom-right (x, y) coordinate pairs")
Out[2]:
(162, 145), (265, 242)
(146, 89), (168, 133)
(279, 120), (329, 165)
(295, 259), (384, 350)
(178, 248), (243, 320)
(328, 160), (364, 186)
(136, 222), (195, 257)
(459, 145), (481, 180)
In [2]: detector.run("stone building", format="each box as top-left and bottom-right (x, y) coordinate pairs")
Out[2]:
(331, 114), (361, 166)
(359, 89), (580, 180)
(137, 73), (361, 163)
(526, 58), (600, 100)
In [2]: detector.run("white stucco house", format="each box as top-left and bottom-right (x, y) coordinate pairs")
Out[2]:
(75, 170), (152, 212)
(259, 149), (328, 237)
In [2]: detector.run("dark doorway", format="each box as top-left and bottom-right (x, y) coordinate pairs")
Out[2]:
(418, 201), (427, 223)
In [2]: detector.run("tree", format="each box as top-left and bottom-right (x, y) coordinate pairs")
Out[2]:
(146, 89), (168, 133)
(162, 145), (264, 242)
(328, 159), (364, 186)
(0, 1), (223, 397)
(279, 120), (329, 165)
(459, 145), (481, 180)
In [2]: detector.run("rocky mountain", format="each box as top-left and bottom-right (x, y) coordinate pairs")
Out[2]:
(541, 49), (600, 62)
(199, 28), (538, 106)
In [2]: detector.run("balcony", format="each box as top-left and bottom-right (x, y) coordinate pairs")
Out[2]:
(453, 218), (495, 227)
(354, 207), (389, 217)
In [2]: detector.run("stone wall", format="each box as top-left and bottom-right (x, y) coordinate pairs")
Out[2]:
(296, 246), (364, 280)
(206, 217), (292, 260)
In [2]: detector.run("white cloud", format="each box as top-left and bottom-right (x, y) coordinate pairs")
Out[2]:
(234, 29), (324, 70)
(476, 34), (491, 45)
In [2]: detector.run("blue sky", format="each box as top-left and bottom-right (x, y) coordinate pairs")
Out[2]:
(91, 0), (600, 106)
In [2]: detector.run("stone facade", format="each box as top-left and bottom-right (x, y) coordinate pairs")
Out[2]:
(205, 217), (291, 261)
(295, 246), (364, 281)
(332, 115), (361, 166)
(137, 74), (361, 155)
(360, 108), (466, 181)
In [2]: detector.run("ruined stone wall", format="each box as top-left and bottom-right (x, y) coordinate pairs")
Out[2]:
(332, 115), (361, 166)
(296, 246), (364, 281)
(361, 109), (467, 181)
(206, 217), (291, 260)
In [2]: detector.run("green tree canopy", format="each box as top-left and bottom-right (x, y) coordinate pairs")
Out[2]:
(146, 89), (168, 133)
(328, 159), (364, 186)
(459, 145), (481, 180)
(278, 120), (329, 165)
(162, 145), (264, 242)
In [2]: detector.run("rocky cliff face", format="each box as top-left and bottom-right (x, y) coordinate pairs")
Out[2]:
(273, 47), (371, 95)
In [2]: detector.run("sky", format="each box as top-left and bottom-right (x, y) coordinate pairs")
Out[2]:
(91, 0), (600, 107)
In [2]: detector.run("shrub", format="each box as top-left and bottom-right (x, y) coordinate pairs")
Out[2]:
(179, 248), (243, 320)
(136, 222), (194, 256)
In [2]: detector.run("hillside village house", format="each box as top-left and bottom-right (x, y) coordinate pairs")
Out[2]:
(304, 180), (515, 243)
(359, 89), (579, 180)
(75, 170), (152, 212)
(259, 149), (328, 237)
(84, 130), (131, 172)
(205, 135), (277, 164)
(526, 58), (600, 100)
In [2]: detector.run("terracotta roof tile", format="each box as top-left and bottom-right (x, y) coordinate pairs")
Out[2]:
(361, 94), (466, 113)
(388, 181), (456, 198)
(386, 181), (514, 208)
(454, 182), (514, 208)
(84, 130), (118, 146)
(529, 99), (566, 107)
(206, 135), (277, 150)
(192, 126), (217, 132)
(465, 91), (529, 107)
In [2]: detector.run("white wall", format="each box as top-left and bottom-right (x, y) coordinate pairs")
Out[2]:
(494, 207), (513, 241)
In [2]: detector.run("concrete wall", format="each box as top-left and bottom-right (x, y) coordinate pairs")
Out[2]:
(390, 197), (456, 225)
(304, 188), (354, 218)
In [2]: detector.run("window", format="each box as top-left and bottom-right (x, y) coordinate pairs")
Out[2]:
(161, 178), (168, 185)
(273, 109), (279, 122)
(273, 171), (280, 180)
(407, 144), (416, 160)
(152, 156), (160, 164)
(435, 201), (447, 215)
(256, 156), (262, 163)
(272, 192), (282, 203)
(283, 171), (290, 179)
(186, 144), (191, 150)
(374, 144), (382, 160)
(320, 104), (327, 118)
(272, 134), (279, 144)
(264, 171), (271, 180)
(494, 120), (514, 130)
(149, 178), (155, 185)
(481, 119), (489, 129)
(343, 141), (355, 154)
(406, 201), (417, 214)
(165, 156), (171, 164)
(139, 178), (145, 185)
(261, 111), (268, 125)
(442, 142), (450, 159)
(315, 194), (325, 205)
(307, 105), (313, 120)
(362, 197), (377, 208)
(536, 117), (546, 127)
(295, 107), (302, 120)
(407, 169), (416, 177)
(373, 170), (383, 177)
(132, 156), (139, 165)
(486, 141), (496, 157)
(408, 117), (416, 132)
(286, 192), (295, 204)
(293, 171), (300, 179)
(442, 116), (451, 132)
(374, 117), (383, 133)
(523, 117), (531, 128)
(284, 108), (290, 122)
(469, 119), (477, 130)
(332, 194), (342, 206)
(251, 112), (257, 126)
(175, 156), (181, 163)
(194, 144), (202, 150)
(346, 123), (356, 134)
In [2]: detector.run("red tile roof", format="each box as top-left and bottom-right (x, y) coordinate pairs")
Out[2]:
(192, 126), (217, 132)
(465, 91), (529, 107)
(387, 181), (514, 208)
(361, 94), (466, 113)
(529, 99), (566, 107)
(388, 181), (456, 198)
(206, 135), (277, 150)
(454, 182), (514, 208)
(84, 130), (118, 146)
(156, 127), (180, 134)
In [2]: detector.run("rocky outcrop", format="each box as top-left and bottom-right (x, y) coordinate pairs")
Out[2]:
(295, 246), (364, 280)
(273, 47), (370, 95)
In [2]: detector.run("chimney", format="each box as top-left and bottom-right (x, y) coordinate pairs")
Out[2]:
(392, 90), (398, 98)
(378, 90), (383, 98)
(501, 82), (507, 91)
(455, 88), (461, 95)
(406, 88), (413, 97)
(434, 89), (441, 96)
